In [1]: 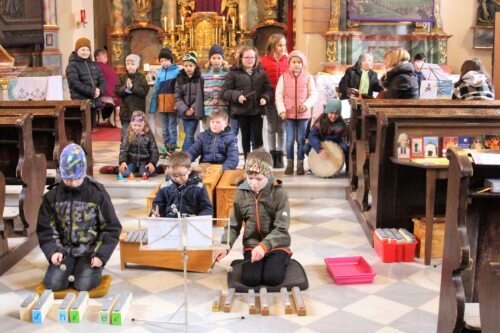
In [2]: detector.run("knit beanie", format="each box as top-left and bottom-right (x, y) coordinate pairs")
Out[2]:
(158, 47), (174, 62)
(126, 54), (141, 69)
(209, 44), (224, 59)
(74, 37), (91, 52)
(59, 144), (87, 179)
(182, 51), (198, 66)
(324, 99), (342, 114)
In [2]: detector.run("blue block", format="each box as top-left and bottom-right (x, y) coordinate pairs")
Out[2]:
(32, 310), (42, 324)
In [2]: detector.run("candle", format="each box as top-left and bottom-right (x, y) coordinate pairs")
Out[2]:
(231, 16), (235, 29)
(240, 14), (243, 28)
(171, 18), (174, 32)
(181, 16), (185, 31)
(80, 9), (86, 23)
(143, 63), (150, 72)
(222, 16), (226, 30)
(163, 16), (167, 31)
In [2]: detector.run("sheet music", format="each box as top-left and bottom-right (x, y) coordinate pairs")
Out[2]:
(147, 216), (213, 249)
(470, 151), (500, 165)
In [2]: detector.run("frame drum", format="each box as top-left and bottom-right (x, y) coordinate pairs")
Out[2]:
(308, 141), (344, 178)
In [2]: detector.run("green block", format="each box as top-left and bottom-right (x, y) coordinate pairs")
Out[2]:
(69, 309), (80, 323)
(99, 311), (109, 324)
(111, 312), (122, 325)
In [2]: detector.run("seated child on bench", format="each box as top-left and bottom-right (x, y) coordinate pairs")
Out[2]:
(151, 151), (213, 217)
(214, 149), (292, 286)
(37, 144), (122, 291)
(186, 110), (239, 170)
(119, 111), (159, 177)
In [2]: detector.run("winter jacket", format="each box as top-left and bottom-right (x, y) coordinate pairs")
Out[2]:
(115, 71), (150, 121)
(96, 62), (121, 106)
(222, 66), (274, 117)
(308, 119), (346, 153)
(338, 65), (384, 100)
(151, 173), (213, 218)
(149, 64), (180, 114)
(452, 70), (495, 100)
(174, 67), (204, 120)
(381, 62), (419, 99)
(119, 131), (159, 166)
(222, 177), (291, 253)
(186, 127), (239, 170)
(66, 52), (106, 103)
(202, 65), (229, 115)
(275, 71), (317, 120)
(36, 177), (122, 265)
(261, 54), (289, 90)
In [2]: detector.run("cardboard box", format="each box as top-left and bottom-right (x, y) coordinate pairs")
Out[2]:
(412, 217), (445, 259)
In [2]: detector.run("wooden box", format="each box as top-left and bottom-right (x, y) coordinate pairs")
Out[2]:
(216, 169), (246, 224)
(145, 164), (223, 215)
(412, 217), (445, 259)
(119, 232), (212, 272)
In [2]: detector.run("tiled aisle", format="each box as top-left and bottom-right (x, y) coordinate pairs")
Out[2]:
(0, 141), (442, 333)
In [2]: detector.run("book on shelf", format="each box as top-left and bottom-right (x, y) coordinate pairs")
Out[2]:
(484, 135), (500, 150)
(458, 136), (471, 148)
(396, 132), (410, 158)
(410, 137), (424, 158)
(423, 136), (439, 158)
(442, 136), (458, 155)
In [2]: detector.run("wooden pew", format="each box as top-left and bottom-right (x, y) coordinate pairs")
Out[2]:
(0, 100), (92, 176)
(0, 171), (6, 256)
(0, 107), (68, 173)
(0, 114), (47, 275)
(346, 100), (500, 244)
(437, 147), (500, 332)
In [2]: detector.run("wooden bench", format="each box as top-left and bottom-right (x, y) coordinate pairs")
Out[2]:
(0, 100), (92, 176)
(0, 113), (47, 275)
(215, 169), (246, 223)
(346, 100), (500, 246)
(437, 147), (500, 332)
(0, 171), (6, 256)
(0, 107), (68, 174)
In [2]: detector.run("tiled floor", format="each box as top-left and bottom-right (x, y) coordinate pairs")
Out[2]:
(0, 139), (442, 333)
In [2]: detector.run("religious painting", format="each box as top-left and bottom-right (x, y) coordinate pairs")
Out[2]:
(349, 0), (434, 22)
(0, 0), (44, 47)
(472, 27), (493, 48)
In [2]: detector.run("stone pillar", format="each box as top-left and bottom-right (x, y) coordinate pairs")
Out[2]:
(295, 0), (304, 50)
(328, 0), (340, 33)
(49, 0), (57, 25)
(432, 0), (444, 33)
(112, 0), (124, 34)
(240, 0), (248, 31)
(41, 0), (62, 73)
(43, 0), (50, 25)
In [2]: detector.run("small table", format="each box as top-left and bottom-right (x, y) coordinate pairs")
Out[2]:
(390, 157), (449, 265)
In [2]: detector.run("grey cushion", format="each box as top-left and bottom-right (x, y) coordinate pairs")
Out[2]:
(227, 259), (309, 293)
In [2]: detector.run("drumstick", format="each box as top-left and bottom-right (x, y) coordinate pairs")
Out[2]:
(207, 259), (218, 274)
(243, 91), (256, 98)
(227, 259), (251, 272)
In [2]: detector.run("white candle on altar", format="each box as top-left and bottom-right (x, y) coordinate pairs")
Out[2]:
(222, 16), (226, 30)
(171, 18), (174, 32)
(163, 16), (167, 31)
(181, 16), (185, 31)
(231, 16), (235, 29)
(240, 15), (243, 28)
(143, 63), (150, 72)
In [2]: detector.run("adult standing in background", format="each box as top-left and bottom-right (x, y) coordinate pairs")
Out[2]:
(381, 48), (419, 99)
(338, 52), (384, 100)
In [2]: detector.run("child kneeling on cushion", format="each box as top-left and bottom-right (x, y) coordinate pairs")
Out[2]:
(151, 151), (213, 217)
(186, 110), (239, 171)
(37, 144), (122, 291)
(214, 150), (292, 286)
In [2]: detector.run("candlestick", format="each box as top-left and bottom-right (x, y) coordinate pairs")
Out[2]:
(222, 16), (226, 31)
(240, 15), (243, 29)
(181, 16), (185, 31)
(80, 10), (86, 23)
(163, 16), (167, 31)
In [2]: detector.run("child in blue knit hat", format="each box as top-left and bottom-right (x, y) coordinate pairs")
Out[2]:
(36, 144), (122, 291)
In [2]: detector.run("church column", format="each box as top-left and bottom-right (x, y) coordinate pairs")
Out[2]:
(49, 0), (57, 25)
(43, 0), (50, 25)
(111, 0), (125, 72)
(41, 0), (62, 74)
(240, 0), (248, 31)
(295, 0), (304, 50)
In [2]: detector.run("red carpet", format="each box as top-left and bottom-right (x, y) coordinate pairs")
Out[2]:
(91, 127), (121, 141)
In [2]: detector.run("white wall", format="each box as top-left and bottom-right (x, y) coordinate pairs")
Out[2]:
(57, 0), (95, 72)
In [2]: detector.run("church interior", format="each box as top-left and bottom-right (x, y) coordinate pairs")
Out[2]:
(0, 1), (499, 332)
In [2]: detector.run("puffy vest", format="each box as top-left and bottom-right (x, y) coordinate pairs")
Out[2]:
(261, 54), (289, 89)
(283, 71), (311, 119)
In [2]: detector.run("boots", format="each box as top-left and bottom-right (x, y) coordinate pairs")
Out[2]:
(296, 160), (305, 175)
(270, 150), (277, 167)
(285, 159), (294, 174)
(275, 150), (284, 169)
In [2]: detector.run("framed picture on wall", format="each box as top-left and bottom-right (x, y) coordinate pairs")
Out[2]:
(472, 26), (494, 49)
(349, 0), (434, 22)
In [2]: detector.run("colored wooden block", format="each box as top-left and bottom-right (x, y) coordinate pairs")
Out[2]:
(223, 288), (235, 313)
(19, 292), (39, 321)
(292, 287), (306, 316)
(58, 292), (76, 323)
(69, 291), (89, 323)
(260, 288), (269, 316)
(212, 289), (222, 312)
(31, 290), (54, 324)
(111, 291), (132, 325)
(281, 287), (293, 315)
(99, 293), (119, 324)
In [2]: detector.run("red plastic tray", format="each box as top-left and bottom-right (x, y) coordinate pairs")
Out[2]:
(324, 256), (376, 285)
